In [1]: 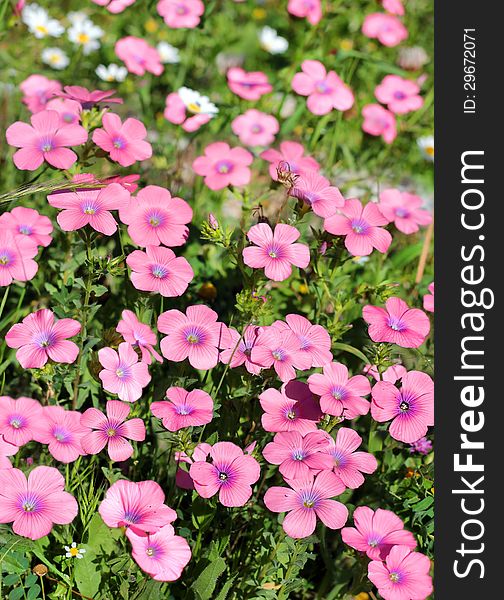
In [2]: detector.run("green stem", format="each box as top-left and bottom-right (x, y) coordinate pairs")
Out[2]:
(0, 286), (9, 323)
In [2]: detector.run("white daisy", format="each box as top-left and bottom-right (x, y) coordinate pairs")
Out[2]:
(157, 42), (181, 64)
(41, 47), (70, 70)
(22, 3), (64, 39)
(177, 87), (218, 116)
(96, 63), (128, 83)
(64, 542), (86, 560)
(259, 26), (288, 55)
(417, 135), (434, 162)
(68, 19), (103, 55)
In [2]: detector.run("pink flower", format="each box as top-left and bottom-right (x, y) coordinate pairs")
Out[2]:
(259, 381), (322, 434)
(371, 370), (434, 443)
(375, 75), (423, 114)
(377, 189), (432, 234)
(287, 0), (322, 25)
(0, 466), (78, 540)
(92, 113), (152, 167)
(342, 506), (416, 560)
(117, 310), (163, 365)
(157, 0), (204, 28)
(151, 387), (213, 432)
(163, 91), (214, 133)
(324, 428), (377, 488)
(231, 110), (279, 147)
(364, 363), (407, 383)
(48, 182), (130, 235)
(115, 37), (164, 76)
(34, 406), (88, 463)
(99, 479), (177, 533)
(362, 104), (397, 143)
(6, 309), (80, 369)
(92, 0), (136, 13)
(263, 431), (333, 479)
(189, 441), (260, 507)
(158, 305), (230, 370)
(260, 141), (320, 181)
(423, 282), (434, 312)
(0, 207), (53, 247)
(363, 297), (431, 348)
(81, 400), (146, 462)
(368, 545), (433, 600)
(292, 60), (354, 115)
(55, 86), (123, 109)
(362, 13), (408, 47)
(289, 171), (345, 218)
(119, 185), (192, 247)
(220, 325), (264, 375)
(251, 326), (312, 382)
(273, 315), (333, 368)
(227, 68), (272, 101)
(243, 223), (310, 282)
(0, 396), (43, 446)
(0, 434), (18, 470)
(382, 0), (404, 16)
(324, 198), (392, 256)
(98, 342), (151, 403)
(20, 75), (62, 114)
(126, 246), (193, 297)
(192, 142), (253, 190)
(127, 524), (192, 581)
(0, 230), (38, 286)
(104, 173), (140, 193)
(6, 110), (87, 171)
(308, 362), (371, 419)
(264, 470), (347, 538)
(46, 98), (82, 125)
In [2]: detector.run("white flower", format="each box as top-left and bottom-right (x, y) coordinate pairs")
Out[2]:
(259, 26), (288, 55)
(157, 42), (180, 64)
(22, 3), (64, 38)
(178, 87), (218, 116)
(68, 19), (103, 55)
(417, 135), (434, 162)
(64, 542), (86, 560)
(96, 63), (128, 83)
(41, 47), (70, 70)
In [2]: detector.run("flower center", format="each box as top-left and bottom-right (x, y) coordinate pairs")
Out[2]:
(330, 386), (347, 400)
(36, 332), (55, 349)
(387, 316), (406, 332)
(184, 326), (205, 346)
(40, 139), (53, 152)
(63, 113), (76, 123)
(146, 547), (155, 556)
(187, 102), (202, 113)
(151, 264), (168, 279)
(115, 365), (130, 380)
(9, 415), (25, 429)
(175, 404), (193, 416)
(69, 547), (80, 557)
(350, 218), (369, 235)
(272, 348), (286, 361)
(219, 472), (228, 481)
(315, 80), (331, 94)
(107, 428), (117, 437)
(123, 510), (142, 524)
(176, 4), (189, 14)
(113, 137), (126, 149)
(82, 202), (98, 215)
(23, 500), (36, 512)
(285, 407), (297, 420)
(147, 211), (165, 228)
(394, 91), (406, 100)
(0, 252), (13, 266)
(293, 450), (306, 461)
(394, 207), (409, 218)
(251, 123), (263, 133)
(78, 33), (90, 44)
(400, 401), (410, 411)
(215, 160), (233, 174)
(389, 572), (401, 583)
(52, 427), (70, 442)
(18, 224), (33, 235)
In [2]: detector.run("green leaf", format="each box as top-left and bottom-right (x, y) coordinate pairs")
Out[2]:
(73, 547), (102, 599)
(8, 588), (24, 600)
(27, 584), (41, 600)
(190, 557), (227, 600)
(332, 342), (368, 364)
(214, 576), (236, 600)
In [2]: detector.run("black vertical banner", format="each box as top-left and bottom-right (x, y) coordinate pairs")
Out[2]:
(436, 2), (501, 597)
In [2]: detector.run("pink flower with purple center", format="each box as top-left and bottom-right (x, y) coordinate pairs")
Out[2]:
(98, 342), (152, 403)
(48, 182), (131, 236)
(0, 207), (53, 247)
(362, 13), (408, 47)
(308, 362), (371, 419)
(46, 98), (82, 126)
(259, 381), (322, 434)
(81, 399), (146, 462)
(0, 396), (43, 446)
(0, 466), (78, 540)
(263, 431), (333, 480)
(362, 104), (397, 144)
(5, 309), (81, 369)
(189, 441), (261, 507)
(324, 198), (392, 256)
(231, 109), (279, 147)
(377, 188), (432, 234)
(151, 387), (213, 432)
(367, 545), (433, 600)
(227, 67), (273, 100)
(243, 223), (310, 282)
(220, 325), (264, 375)
(99, 479), (177, 534)
(92, 112), (152, 167)
(289, 171), (345, 218)
(157, 0), (204, 28)
(119, 185), (192, 247)
(0, 230), (39, 286)
(287, 0), (322, 25)
(158, 305), (230, 370)
(35, 406), (88, 463)
(363, 296), (431, 348)
(272, 315), (333, 368)
(323, 427), (377, 488)
(342, 506), (417, 560)
(54, 86), (123, 109)
(264, 470), (348, 538)
(371, 370), (434, 444)
(261, 141), (320, 181)
(115, 36), (164, 76)
(20, 75), (62, 114)
(116, 309), (163, 365)
(6, 110), (88, 171)
(375, 75), (424, 114)
(292, 60), (354, 115)
(192, 142), (254, 190)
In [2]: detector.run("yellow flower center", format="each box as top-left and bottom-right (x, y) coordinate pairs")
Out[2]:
(78, 33), (90, 44)
(187, 102), (202, 114)
(36, 25), (48, 34)
(425, 146), (434, 156)
(70, 547), (79, 557)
